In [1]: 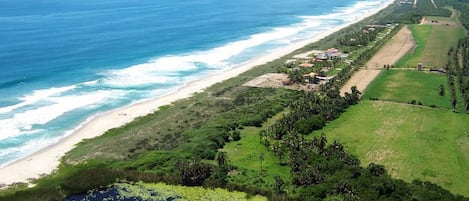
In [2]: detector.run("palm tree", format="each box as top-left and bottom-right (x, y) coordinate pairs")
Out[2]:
(274, 176), (285, 193)
(216, 151), (227, 167)
(259, 153), (265, 176)
(312, 133), (327, 154)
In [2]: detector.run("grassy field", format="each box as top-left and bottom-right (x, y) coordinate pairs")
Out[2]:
(396, 24), (465, 68)
(221, 113), (290, 187)
(312, 100), (469, 196)
(363, 69), (453, 109)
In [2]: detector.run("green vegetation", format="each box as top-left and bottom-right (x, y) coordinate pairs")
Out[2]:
(313, 100), (469, 196)
(396, 24), (465, 68)
(67, 182), (266, 201)
(375, 0), (451, 24)
(222, 126), (291, 185)
(424, 15), (458, 23)
(364, 70), (453, 109)
(447, 37), (469, 112)
(338, 27), (386, 48)
(138, 182), (267, 201)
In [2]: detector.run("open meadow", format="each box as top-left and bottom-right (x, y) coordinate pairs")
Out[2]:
(363, 69), (453, 109)
(222, 125), (291, 187)
(312, 100), (469, 196)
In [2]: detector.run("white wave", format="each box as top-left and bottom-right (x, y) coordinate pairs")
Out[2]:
(100, 15), (323, 88)
(0, 90), (124, 141)
(0, 135), (51, 168)
(301, 0), (389, 21)
(0, 85), (76, 114)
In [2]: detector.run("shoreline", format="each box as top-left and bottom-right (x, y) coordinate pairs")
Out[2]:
(0, 0), (395, 187)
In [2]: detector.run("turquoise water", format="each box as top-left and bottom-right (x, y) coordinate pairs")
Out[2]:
(0, 0), (391, 167)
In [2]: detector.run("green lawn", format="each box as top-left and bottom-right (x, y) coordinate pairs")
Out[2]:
(363, 69), (453, 109)
(312, 100), (469, 196)
(396, 24), (465, 68)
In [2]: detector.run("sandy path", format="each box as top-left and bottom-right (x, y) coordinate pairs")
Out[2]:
(341, 26), (415, 95)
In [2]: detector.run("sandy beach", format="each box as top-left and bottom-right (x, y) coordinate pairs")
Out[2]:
(0, 0), (395, 187)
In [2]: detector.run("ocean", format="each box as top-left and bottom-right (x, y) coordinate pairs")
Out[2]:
(0, 0), (391, 167)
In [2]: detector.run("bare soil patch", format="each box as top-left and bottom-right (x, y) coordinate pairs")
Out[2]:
(243, 73), (320, 91)
(365, 26), (415, 69)
(243, 73), (289, 88)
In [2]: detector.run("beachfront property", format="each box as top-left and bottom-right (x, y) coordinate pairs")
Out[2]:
(314, 48), (348, 60)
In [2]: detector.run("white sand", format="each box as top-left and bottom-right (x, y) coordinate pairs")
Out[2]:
(0, 0), (395, 187)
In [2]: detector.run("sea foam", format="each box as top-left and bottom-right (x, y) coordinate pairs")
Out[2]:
(0, 90), (124, 141)
(0, 85), (76, 114)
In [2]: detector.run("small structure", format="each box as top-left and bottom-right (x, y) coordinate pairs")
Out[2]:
(340, 53), (349, 58)
(315, 53), (328, 60)
(316, 76), (335, 81)
(325, 48), (341, 58)
(314, 48), (346, 60)
(417, 63), (423, 71)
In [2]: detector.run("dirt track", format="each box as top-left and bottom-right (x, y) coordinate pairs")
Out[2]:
(341, 26), (415, 95)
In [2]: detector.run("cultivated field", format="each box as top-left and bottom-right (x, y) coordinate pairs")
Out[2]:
(313, 100), (469, 196)
(396, 24), (465, 68)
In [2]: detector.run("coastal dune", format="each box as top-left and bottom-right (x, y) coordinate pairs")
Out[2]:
(0, 0), (395, 187)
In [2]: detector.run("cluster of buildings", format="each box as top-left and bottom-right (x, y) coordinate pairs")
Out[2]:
(282, 48), (347, 86)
